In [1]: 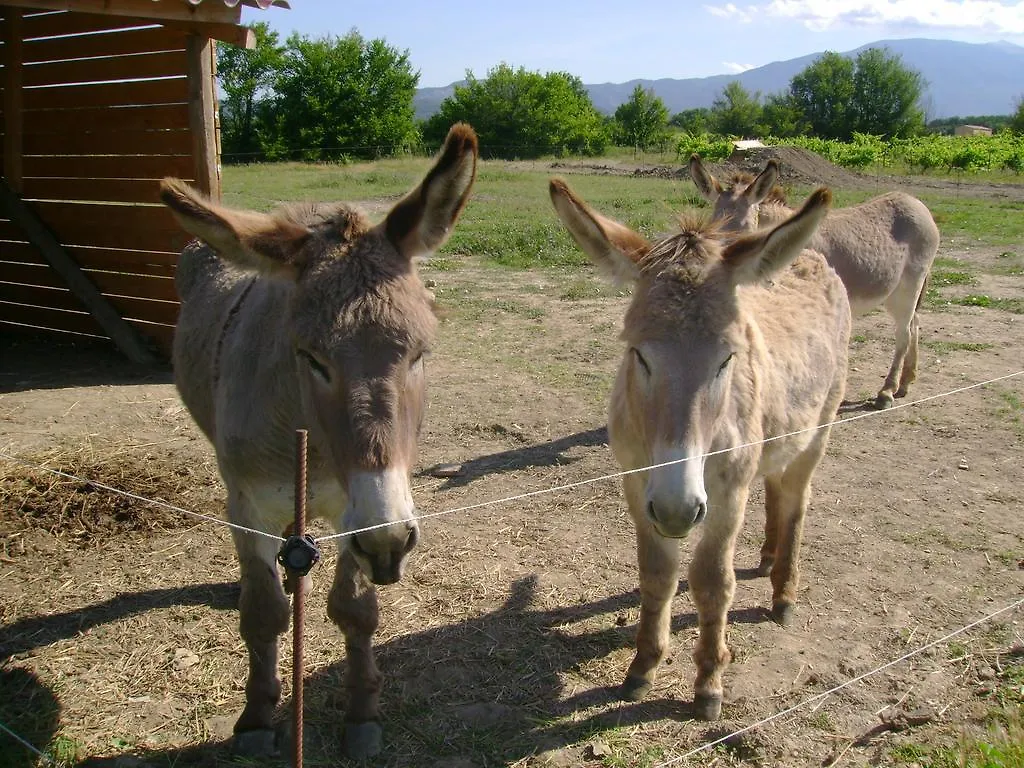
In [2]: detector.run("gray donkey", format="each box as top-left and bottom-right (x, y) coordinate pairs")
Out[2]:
(162, 124), (478, 759)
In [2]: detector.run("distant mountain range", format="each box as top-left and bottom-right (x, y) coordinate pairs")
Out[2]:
(413, 38), (1024, 121)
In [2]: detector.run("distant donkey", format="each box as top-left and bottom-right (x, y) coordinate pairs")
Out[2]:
(162, 124), (478, 759)
(690, 154), (939, 409)
(551, 178), (849, 720)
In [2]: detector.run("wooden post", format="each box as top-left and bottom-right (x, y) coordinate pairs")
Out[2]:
(186, 34), (220, 199)
(2, 8), (25, 192)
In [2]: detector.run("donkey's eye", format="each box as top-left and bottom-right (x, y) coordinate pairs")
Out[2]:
(632, 348), (651, 376)
(410, 351), (425, 368)
(298, 350), (331, 382)
(717, 353), (735, 376)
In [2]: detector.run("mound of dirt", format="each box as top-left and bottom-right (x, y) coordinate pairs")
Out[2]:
(0, 450), (223, 556)
(708, 145), (868, 190)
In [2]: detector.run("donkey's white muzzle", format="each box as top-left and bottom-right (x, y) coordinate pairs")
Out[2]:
(646, 445), (708, 538)
(345, 469), (419, 585)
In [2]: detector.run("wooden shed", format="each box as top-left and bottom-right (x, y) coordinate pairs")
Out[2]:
(0, 0), (287, 363)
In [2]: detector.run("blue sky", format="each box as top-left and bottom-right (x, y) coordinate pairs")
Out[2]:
(245, 1), (1024, 87)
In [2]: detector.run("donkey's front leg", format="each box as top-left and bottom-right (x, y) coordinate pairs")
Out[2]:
(327, 546), (382, 760)
(621, 474), (681, 702)
(231, 520), (291, 755)
(688, 485), (748, 721)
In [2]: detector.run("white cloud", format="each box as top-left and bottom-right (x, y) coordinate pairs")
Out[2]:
(724, 61), (757, 72)
(704, 3), (755, 22)
(705, 0), (1024, 34)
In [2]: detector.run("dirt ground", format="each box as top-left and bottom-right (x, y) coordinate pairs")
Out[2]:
(1, 169), (1023, 768)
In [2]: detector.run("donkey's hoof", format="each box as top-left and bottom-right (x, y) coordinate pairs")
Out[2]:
(770, 602), (795, 627)
(620, 675), (653, 702)
(344, 720), (383, 760)
(693, 692), (722, 721)
(874, 392), (894, 410)
(232, 728), (279, 757)
(755, 556), (774, 577)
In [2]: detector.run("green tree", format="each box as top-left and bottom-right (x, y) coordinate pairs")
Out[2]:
(1011, 97), (1024, 134)
(613, 85), (670, 150)
(217, 22), (284, 160)
(789, 51), (855, 139)
(266, 30), (420, 160)
(670, 108), (711, 133)
(758, 92), (806, 137)
(423, 63), (608, 158)
(710, 81), (762, 137)
(850, 48), (925, 138)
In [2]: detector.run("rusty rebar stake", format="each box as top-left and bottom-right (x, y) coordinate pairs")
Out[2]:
(292, 428), (308, 768)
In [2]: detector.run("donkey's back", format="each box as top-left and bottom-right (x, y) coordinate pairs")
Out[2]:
(801, 191), (938, 315)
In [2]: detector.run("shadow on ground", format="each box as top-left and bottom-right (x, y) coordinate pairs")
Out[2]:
(69, 574), (774, 767)
(0, 583), (237, 768)
(0, 332), (171, 394)
(420, 426), (609, 489)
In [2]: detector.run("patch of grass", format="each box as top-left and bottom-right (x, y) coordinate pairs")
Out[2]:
(934, 256), (971, 270)
(227, 158), (702, 270)
(559, 280), (623, 301)
(992, 387), (1024, 440)
(851, 333), (868, 343)
(950, 294), (1024, 313)
(422, 256), (458, 272)
(922, 340), (993, 354)
(922, 197), (1024, 245)
(985, 252), (1024, 277)
(930, 268), (979, 287)
(923, 284), (954, 310)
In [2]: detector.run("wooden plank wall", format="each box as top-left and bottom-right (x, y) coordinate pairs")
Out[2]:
(0, 8), (211, 355)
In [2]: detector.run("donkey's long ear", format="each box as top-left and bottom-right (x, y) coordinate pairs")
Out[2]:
(722, 187), (831, 285)
(549, 177), (650, 285)
(161, 178), (310, 278)
(745, 159), (781, 204)
(689, 153), (721, 202)
(383, 123), (478, 260)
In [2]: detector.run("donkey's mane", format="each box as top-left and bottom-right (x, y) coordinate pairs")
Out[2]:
(725, 171), (788, 204)
(638, 212), (724, 279)
(273, 201), (371, 241)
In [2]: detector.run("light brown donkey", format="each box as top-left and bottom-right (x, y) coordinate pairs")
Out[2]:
(161, 124), (478, 759)
(689, 154), (939, 409)
(550, 179), (850, 720)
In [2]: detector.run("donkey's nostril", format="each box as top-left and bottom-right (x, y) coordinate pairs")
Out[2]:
(693, 501), (708, 525)
(404, 523), (419, 553)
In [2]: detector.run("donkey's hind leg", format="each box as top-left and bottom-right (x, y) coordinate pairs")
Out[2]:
(327, 547), (383, 760)
(876, 279), (921, 409)
(231, 494), (291, 755)
(757, 475), (782, 576)
(895, 306), (922, 399)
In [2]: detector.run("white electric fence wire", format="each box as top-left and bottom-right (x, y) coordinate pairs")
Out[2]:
(0, 454), (285, 542)
(314, 369), (1024, 543)
(0, 719), (53, 765)
(653, 595), (1024, 768)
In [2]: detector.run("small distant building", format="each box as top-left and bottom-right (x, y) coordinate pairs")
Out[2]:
(729, 139), (766, 161)
(732, 139), (766, 152)
(954, 124), (993, 137)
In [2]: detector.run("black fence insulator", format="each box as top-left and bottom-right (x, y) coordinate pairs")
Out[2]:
(278, 534), (321, 577)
